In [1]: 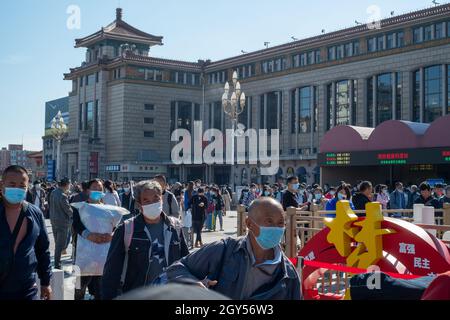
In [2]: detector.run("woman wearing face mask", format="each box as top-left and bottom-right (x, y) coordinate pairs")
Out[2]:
(375, 184), (389, 210)
(325, 184), (354, 217)
(101, 180), (189, 300)
(103, 180), (121, 207)
(72, 179), (112, 300)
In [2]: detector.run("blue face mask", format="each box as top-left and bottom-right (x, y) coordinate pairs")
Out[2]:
(251, 220), (285, 250)
(338, 193), (346, 200)
(291, 183), (300, 190)
(3, 188), (27, 204)
(90, 191), (105, 202)
(263, 191), (271, 196)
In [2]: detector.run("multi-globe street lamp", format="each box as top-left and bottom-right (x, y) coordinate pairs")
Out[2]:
(222, 71), (246, 189)
(50, 111), (68, 181)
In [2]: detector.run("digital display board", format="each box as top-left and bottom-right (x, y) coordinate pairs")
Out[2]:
(318, 147), (450, 167)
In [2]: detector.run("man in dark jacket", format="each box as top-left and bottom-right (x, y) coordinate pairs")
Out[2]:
(282, 176), (300, 211)
(352, 181), (373, 214)
(70, 181), (89, 204)
(189, 188), (208, 248)
(414, 182), (442, 210)
(0, 165), (52, 300)
(49, 178), (73, 270)
(102, 180), (189, 300)
(166, 197), (301, 300)
(120, 182), (136, 218)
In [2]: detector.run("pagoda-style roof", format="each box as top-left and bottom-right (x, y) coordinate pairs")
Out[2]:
(75, 8), (163, 48)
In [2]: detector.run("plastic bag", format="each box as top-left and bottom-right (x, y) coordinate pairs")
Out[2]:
(71, 203), (129, 276)
(183, 209), (192, 228)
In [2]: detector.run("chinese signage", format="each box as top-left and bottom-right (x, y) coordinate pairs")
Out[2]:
(46, 160), (55, 181)
(324, 153), (351, 165)
(318, 147), (450, 166)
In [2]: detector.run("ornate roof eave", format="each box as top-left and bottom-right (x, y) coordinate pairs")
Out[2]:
(206, 3), (450, 70)
(75, 32), (163, 48)
(121, 52), (202, 71)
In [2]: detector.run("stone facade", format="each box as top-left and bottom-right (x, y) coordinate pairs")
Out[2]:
(61, 5), (450, 186)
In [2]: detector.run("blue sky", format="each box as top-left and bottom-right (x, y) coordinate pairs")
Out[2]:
(0, 0), (436, 150)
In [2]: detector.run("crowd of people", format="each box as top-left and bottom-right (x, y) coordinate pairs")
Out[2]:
(238, 178), (450, 219)
(1, 163), (449, 301)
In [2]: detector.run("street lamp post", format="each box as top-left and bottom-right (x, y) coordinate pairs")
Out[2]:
(222, 71), (246, 190)
(50, 111), (68, 181)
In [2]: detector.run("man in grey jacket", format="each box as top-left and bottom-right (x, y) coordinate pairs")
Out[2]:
(166, 197), (301, 300)
(49, 178), (73, 269)
(154, 175), (180, 218)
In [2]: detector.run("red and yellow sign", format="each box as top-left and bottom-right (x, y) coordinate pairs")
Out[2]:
(298, 201), (450, 300)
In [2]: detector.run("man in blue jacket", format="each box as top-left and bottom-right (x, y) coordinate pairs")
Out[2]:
(0, 165), (52, 300)
(166, 197), (301, 300)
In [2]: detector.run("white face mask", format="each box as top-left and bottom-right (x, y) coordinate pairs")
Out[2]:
(142, 201), (162, 220)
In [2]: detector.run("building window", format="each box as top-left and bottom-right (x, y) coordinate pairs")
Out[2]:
(377, 36), (385, 51)
(413, 27), (423, 43)
(210, 101), (222, 131)
(327, 84), (333, 130)
(261, 57), (286, 74)
(314, 87), (319, 132)
(266, 92), (281, 133)
(368, 38), (376, 52)
(290, 90), (296, 133)
(335, 80), (351, 126)
(299, 87), (312, 133)
(424, 65), (442, 123)
(86, 101), (94, 135)
(328, 47), (336, 61)
(387, 33), (395, 49)
(435, 22), (444, 39)
(259, 96), (265, 129)
(95, 72), (99, 83)
(79, 77), (83, 88)
(144, 117), (154, 124)
(94, 100), (99, 137)
(376, 73), (393, 125)
(397, 31), (405, 47)
(367, 78), (374, 126)
(144, 104), (154, 111)
(315, 50), (321, 63)
(144, 131), (154, 138)
(424, 25), (433, 41)
(178, 101), (193, 131)
(336, 45), (344, 60)
(344, 43), (352, 57)
(353, 41), (360, 55)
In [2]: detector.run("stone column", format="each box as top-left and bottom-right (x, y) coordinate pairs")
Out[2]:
(442, 64), (447, 117)
(372, 75), (377, 127)
(392, 72), (397, 120)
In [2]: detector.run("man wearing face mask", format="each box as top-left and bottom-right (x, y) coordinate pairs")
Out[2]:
(48, 177), (73, 270)
(282, 176), (307, 211)
(0, 165), (52, 300)
(166, 197), (301, 300)
(101, 180), (189, 300)
(72, 179), (112, 300)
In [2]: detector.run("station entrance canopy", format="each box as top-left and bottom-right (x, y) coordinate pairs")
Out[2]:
(318, 115), (450, 185)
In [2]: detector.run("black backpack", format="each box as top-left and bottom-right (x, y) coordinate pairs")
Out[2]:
(0, 202), (28, 285)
